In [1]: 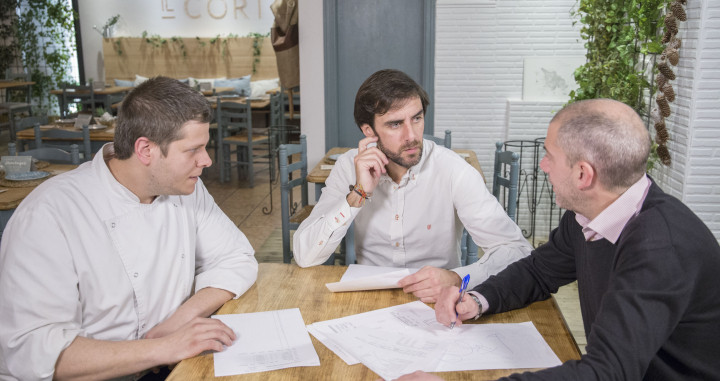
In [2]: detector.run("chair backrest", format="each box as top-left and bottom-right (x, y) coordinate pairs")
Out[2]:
(492, 141), (520, 222)
(62, 84), (95, 117)
(8, 142), (80, 165)
(15, 115), (49, 133)
(216, 100), (253, 142)
(423, 130), (452, 148)
(269, 91), (283, 127)
(34, 123), (92, 161)
(279, 135), (308, 263)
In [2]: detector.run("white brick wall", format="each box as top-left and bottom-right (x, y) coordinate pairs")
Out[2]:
(651, 0), (720, 239)
(436, 0), (720, 240)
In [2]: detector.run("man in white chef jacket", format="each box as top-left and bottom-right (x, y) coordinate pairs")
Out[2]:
(0, 76), (258, 381)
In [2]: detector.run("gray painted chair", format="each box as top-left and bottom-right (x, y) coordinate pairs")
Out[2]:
(34, 123), (92, 162)
(492, 141), (520, 222)
(279, 135), (313, 264)
(8, 142), (80, 165)
(462, 142), (520, 265)
(61, 84), (96, 118)
(423, 130), (452, 148)
(216, 99), (268, 186)
(12, 115), (48, 145)
(0, 71), (33, 140)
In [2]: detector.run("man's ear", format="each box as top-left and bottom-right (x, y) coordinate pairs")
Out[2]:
(575, 160), (595, 190)
(134, 137), (154, 166)
(361, 123), (375, 138)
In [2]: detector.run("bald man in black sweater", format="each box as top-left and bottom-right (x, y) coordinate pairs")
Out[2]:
(401, 99), (720, 380)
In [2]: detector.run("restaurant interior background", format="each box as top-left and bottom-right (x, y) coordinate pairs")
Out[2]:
(2, 0), (719, 243)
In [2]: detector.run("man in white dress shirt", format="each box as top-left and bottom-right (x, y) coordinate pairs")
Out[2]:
(0, 76), (258, 380)
(293, 69), (532, 302)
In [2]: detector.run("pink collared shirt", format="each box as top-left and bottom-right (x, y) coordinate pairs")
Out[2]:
(575, 174), (651, 243)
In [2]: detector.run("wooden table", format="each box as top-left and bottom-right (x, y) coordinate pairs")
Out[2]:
(207, 96), (271, 110)
(0, 81), (35, 90)
(0, 164), (77, 238)
(308, 147), (485, 196)
(16, 124), (115, 153)
(51, 86), (132, 114)
(167, 263), (581, 380)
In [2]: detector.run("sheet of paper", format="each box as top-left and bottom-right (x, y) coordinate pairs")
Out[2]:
(456, 152), (470, 158)
(213, 308), (320, 377)
(308, 301), (562, 380)
(320, 164), (334, 170)
(325, 264), (418, 292)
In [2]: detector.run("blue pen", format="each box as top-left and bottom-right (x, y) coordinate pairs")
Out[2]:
(450, 274), (470, 329)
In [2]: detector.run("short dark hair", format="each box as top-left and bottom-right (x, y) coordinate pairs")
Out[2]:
(114, 76), (213, 159)
(353, 69), (430, 130)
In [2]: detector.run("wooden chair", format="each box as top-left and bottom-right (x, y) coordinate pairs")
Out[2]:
(462, 142), (520, 266)
(12, 115), (48, 146)
(34, 123), (92, 162)
(423, 130), (452, 148)
(8, 142), (80, 165)
(0, 71), (33, 140)
(61, 84), (96, 117)
(279, 135), (314, 263)
(492, 141), (520, 222)
(215, 99), (268, 186)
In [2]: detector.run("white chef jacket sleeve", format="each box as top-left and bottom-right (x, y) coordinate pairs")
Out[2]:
(292, 152), (361, 267)
(193, 181), (258, 299)
(450, 165), (533, 288)
(0, 200), (84, 381)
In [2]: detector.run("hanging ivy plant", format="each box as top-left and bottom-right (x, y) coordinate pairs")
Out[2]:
(12, 0), (78, 114)
(568, 0), (672, 169)
(247, 32), (269, 75)
(0, 0), (20, 77)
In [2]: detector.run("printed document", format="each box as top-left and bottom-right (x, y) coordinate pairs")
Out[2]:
(308, 301), (561, 380)
(325, 264), (419, 292)
(213, 308), (320, 377)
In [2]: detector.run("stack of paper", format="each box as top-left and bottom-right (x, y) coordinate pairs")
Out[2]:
(307, 302), (562, 380)
(325, 264), (418, 292)
(213, 308), (320, 377)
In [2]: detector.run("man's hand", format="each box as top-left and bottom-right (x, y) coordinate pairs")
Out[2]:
(434, 285), (479, 328)
(397, 266), (462, 303)
(353, 136), (388, 195)
(156, 316), (236, 364)
(391, 370), (444, 380)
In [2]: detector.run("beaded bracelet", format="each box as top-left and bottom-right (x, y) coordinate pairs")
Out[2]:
(348, 184), (371, 206)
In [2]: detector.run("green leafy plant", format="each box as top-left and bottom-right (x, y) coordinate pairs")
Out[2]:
(13, 0), (77, 114)
(569, 0), (671, 169)
(171, 36), (186, 58)
(0, 0), (20, 77)
(247, 32), (269, 74)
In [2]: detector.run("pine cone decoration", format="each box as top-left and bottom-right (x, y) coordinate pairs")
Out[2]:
(671, 1), (687, 21)
(670, 37), (682, 49)
(662, 30), (673, 44)
(657, 59), (676, 80)
(656, 72), (667, 90)
(665, 14), (678, 35)
(655, 124), (669, 144)
(657, 144), (672, 165)
(657, 93), (671, 117)
(665, 47), (680, 66)
(662, 83), (676, 102)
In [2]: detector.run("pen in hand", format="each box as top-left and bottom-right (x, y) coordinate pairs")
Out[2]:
(450, 274), (470, 329)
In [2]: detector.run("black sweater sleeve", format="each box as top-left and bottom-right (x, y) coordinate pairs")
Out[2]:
(475, 211), (579, 314)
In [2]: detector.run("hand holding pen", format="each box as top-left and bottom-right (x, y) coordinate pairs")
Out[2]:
(449, 274), (470, 329)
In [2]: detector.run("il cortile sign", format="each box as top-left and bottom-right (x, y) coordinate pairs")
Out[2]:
(160, 0), (267, 20)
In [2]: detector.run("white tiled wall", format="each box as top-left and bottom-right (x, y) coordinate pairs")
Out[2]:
(435, 0), (720, 239)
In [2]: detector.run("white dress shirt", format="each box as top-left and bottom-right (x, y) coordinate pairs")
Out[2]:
(0, 144), (258, 381)
(293, 140), (532, 284)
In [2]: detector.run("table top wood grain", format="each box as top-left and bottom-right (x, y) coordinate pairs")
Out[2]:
(16, 124), (115, 142)
(0, 81), (34, 90)
(50, 86), (132, 95)
(0, 164), (77, 210)
(307, 147), (485, 184)
(167, 263), (580, 380)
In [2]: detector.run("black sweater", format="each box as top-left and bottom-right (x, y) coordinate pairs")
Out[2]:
(476, 181), (720, 381)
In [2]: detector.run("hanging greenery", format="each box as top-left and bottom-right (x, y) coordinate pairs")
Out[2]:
(247, 32), (269, 75)
(568, 0), (687, 169)
(13, 0), (77, 114)
(0, 0), (20, 77)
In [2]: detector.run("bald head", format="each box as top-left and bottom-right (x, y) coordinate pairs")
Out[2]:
(550, 99), (650, 191)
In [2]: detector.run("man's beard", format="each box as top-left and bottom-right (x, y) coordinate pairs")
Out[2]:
(377, 138), (423, 169)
